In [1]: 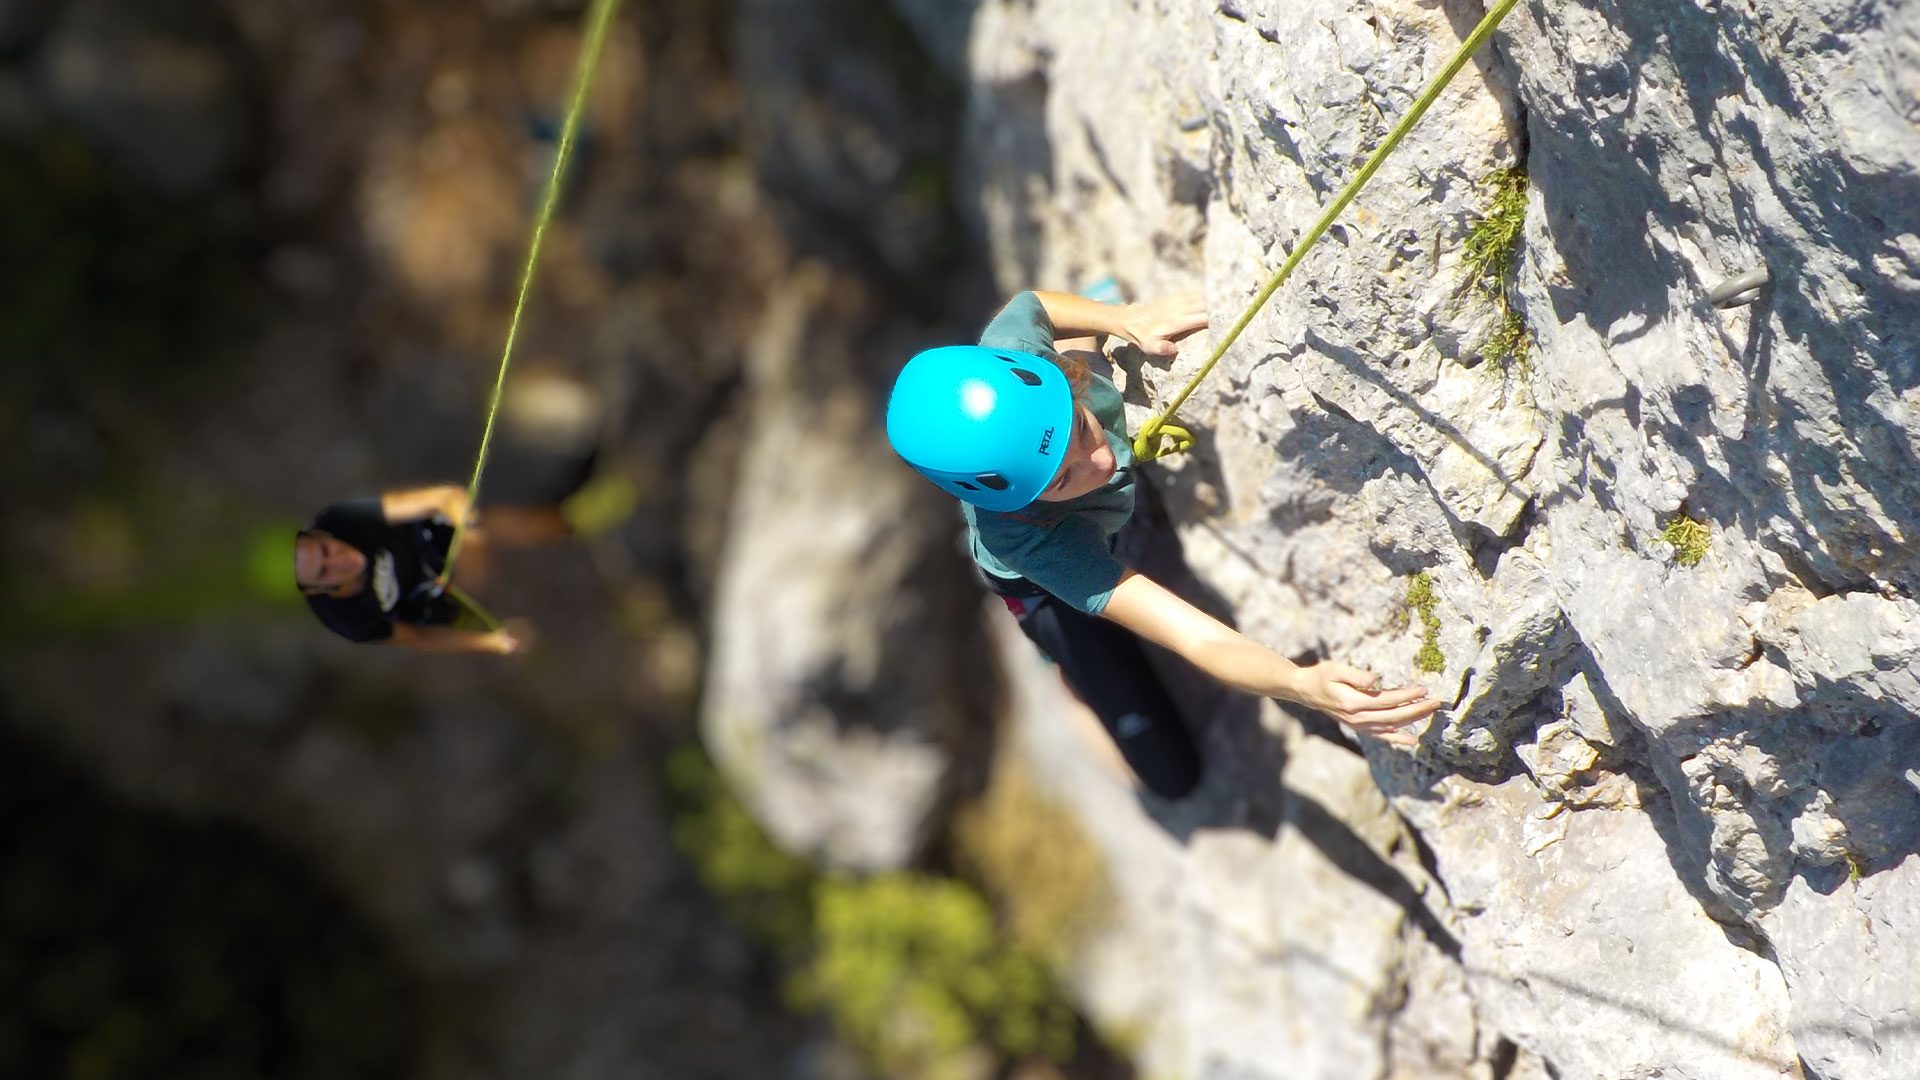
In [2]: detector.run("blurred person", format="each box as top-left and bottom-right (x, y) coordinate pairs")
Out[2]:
(886, 289), (1445, 799)
(294, 485), (568, 653)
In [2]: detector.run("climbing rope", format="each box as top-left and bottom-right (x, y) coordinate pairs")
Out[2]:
(444, 582), (503, 633)
(1133, 0), (1525, 462)
(436, 0), (623, 605)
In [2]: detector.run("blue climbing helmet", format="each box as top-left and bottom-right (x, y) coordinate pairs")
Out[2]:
(886, 345), (1075, 512)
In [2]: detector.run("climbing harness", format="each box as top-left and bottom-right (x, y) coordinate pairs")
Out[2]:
(400, 572), (501, 632)
(1132, 0), (1526, 462)
(429, 0), (623, 629)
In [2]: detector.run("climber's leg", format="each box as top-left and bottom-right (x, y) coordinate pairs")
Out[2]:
(1011, 594), (1203, 799)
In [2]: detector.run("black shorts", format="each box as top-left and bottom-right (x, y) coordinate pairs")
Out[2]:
(986, 574), (1202, 799)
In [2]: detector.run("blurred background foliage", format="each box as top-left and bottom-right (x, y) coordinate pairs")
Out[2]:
(0, 0), (1124, 1077)
(0, 731), (417, 1079)
(0, 137), (257, 398)
(665, 746), (1099, 1080)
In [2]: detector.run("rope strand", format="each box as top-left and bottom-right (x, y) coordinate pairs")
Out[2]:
(1133, 0), (1524, 461)
(438, 0), (623, 590)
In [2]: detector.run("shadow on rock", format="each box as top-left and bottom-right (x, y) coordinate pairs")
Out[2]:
(1120, 474), (1462, 962)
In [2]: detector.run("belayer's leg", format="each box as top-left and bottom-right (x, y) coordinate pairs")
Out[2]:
(1014, 597), (1203, 799)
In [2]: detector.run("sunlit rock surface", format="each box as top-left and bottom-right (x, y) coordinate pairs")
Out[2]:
(906, 0), (1920, 1075)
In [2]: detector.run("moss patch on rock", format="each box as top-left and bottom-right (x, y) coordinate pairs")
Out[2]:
(1408, 572), (1446, 674)
(1462, 166), (1532, 378)
(1658, 514), (1711, 567)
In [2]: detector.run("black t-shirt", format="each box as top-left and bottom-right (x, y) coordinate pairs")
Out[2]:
(304, 499), (458, 643)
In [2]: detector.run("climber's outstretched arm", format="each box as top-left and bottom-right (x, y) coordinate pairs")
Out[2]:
(1100, 571), (1440, 745)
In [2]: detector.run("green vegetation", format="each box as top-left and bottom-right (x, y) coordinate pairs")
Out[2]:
(1462, 167), (1528, 290)
(0, 488), (304, 642)
(0, 732), (417, 1079)
(1658, 513), (1712, 567)
(559, 471), (641, 540)
(795, 875), (1076, 1079)
(0, 140), (283, 643)
(1485, 305), (1533, 372)
(1407, 572), (1446, 674)
(663, 744), (816, 954)
(663, 746), (1082, 1079)
(1461, 166), (1532, 377)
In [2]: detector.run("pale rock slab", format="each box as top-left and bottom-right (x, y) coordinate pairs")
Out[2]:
(701, 276), (990, 872)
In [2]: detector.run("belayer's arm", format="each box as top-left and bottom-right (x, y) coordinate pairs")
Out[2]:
(387, 622), (526, 656)
(1099, 571), (1440, 744)
(380, 485), (470, 525)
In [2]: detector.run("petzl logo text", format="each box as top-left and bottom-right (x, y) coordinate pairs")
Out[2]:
(1037, 426), (1055, 454)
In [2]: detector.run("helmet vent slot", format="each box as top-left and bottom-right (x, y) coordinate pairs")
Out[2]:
(975, 473), (1010, 491)
(954, 480), (979, 491)
(1009, 367), (1042, 387)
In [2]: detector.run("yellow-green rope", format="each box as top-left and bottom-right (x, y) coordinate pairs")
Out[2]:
(445, 582), (503, 633)
(437, 0), (623, 596)
(1133, 0), (1525, 462)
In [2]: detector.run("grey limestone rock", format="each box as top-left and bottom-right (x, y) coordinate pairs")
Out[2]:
(940, 0), (1920, 1074)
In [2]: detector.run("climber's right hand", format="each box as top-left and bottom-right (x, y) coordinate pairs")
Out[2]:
(1290, 663), (1441, 746)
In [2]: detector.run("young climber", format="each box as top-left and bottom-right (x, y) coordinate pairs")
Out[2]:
(886, 290), (1443, 797)
(294, 485), (567, 654)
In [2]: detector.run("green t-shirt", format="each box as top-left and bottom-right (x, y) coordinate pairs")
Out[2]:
(962, 292), (1136, 614)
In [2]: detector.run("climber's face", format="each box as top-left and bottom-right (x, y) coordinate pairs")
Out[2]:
(1033, 403), (1117, 503)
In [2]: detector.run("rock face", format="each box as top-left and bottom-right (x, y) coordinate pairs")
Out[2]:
(695, 0), (1000, 873)
(842, 0), (1919, 1075)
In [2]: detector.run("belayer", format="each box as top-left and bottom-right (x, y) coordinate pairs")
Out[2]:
(293, 486), (569, 654)
(886, 290), (1443, 798)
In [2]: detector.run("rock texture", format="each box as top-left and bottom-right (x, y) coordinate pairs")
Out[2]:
(716, 0), (1920, 1075)
(700, 268), (995, 871)
(695, 0), (1000, 873)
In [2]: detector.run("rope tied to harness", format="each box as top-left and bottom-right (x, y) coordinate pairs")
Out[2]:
(1132, 0), (1526, 463)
